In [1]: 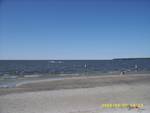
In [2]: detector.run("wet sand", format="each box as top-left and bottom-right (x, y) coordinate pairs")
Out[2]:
(0, 74), (150, 113)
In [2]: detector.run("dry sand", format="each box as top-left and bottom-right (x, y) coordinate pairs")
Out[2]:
(0, 74), (150, 113)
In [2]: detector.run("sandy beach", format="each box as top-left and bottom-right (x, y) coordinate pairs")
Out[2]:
(0, 74), (150, 113)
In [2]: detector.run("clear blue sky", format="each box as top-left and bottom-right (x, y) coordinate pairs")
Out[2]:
(0, 0), (150, 60)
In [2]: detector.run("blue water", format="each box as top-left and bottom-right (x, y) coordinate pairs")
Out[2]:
(0, 59), (150, 76)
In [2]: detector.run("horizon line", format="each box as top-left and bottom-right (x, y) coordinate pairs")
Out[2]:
(0, 57), (150, 60)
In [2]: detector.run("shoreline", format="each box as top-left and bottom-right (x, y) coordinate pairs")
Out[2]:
(0, 74), (150, 96)
(0, 74), (150, 113)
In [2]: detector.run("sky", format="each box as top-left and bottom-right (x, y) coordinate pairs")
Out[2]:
(0, 0), (150, 60)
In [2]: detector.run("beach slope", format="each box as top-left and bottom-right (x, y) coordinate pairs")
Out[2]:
(0, 74), (150, 113)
